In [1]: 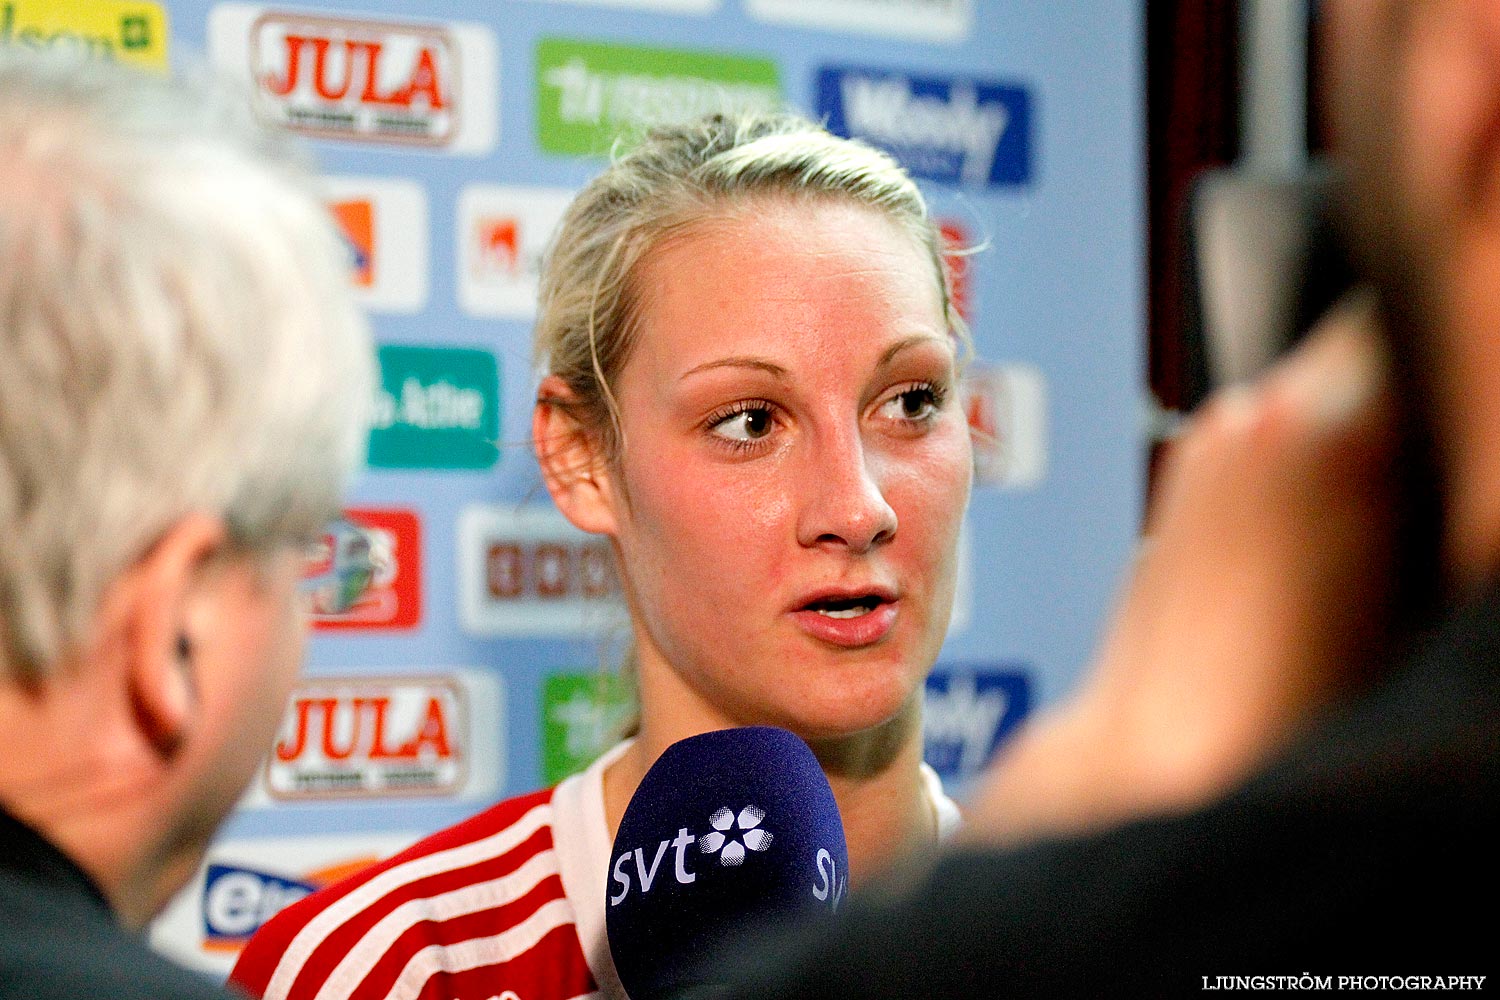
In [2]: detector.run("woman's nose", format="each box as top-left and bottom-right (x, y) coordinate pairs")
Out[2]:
(795, 431), (898, 553)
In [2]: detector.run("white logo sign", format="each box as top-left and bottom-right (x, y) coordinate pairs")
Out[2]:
(964, 363), (1048, 489)
(209, 4), (498, 154)
(321, 175), (429, 314)
(459, 505), (622, 636)
(239, 671), (503, 804)
(746, 0), (971, 44)
(456, 185), (574, 319)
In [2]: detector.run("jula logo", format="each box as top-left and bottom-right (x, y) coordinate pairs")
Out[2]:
(274, 693), (454, 764)
(249, 13), (457, 146)
(263, 677), (474, 800)
(261, 33), (446, 110)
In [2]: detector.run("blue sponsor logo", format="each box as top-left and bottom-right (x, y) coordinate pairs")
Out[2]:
(922, 665), (1031, 780)
(201, 864), (317, 946)
(816, 66), (1032, 188)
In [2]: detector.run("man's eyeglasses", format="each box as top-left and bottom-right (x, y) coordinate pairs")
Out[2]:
(301, 517), (378, 615)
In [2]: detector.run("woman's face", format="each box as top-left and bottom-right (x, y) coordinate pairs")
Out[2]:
(605, 197), (972, 741)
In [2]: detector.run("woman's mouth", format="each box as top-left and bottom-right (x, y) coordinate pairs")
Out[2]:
(809, 595), (882, 619)
(792, 591), (898, 647)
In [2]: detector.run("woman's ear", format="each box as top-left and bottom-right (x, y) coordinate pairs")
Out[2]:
(533, 374), (621, 536)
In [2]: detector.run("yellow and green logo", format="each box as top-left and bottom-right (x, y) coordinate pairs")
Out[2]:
(0, 1), (168, 71)
(535, 38), (781, 158)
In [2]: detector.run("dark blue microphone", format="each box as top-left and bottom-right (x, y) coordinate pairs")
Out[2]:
(605, 726), (849, 999)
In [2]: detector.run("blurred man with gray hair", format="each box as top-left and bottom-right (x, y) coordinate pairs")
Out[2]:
(0, 51), (371, 999)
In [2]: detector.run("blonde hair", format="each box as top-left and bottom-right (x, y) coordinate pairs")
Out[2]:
(534, 110), (967, 457)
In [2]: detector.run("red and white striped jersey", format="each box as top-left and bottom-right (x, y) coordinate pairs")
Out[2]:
(229, 744), (631, 1000)
(229, 741), (959, 1000)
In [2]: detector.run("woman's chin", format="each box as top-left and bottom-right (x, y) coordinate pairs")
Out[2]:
(759, 684), (923, 747)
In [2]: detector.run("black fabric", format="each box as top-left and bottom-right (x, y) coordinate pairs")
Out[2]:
(0, 807), (243, 999)
(725, 579), (1500, 995)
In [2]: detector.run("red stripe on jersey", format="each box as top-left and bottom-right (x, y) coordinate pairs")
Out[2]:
(346, 871), (571, 1000)
(286, 821), (556, 999)
(230, 788), (591, 1000)
(407, 919), (597, 1000)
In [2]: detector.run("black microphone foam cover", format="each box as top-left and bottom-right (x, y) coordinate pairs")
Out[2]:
(605, 726), (849, 999)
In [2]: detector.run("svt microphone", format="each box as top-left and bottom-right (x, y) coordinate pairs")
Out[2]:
(605, 726), (848, 999)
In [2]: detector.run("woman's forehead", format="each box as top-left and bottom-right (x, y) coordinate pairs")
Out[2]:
(631, 199), (945, 349)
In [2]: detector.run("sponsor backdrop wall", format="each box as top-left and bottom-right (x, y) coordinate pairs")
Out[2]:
(1, 0), (1141, 974)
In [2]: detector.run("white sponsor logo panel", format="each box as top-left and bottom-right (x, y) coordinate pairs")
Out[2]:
(457, 185), (575, 320)
(322, 174), (429, 314)
(459, 505), (623, 636)
(965, 363), (1048, 490)
(239, 670), (503, 805)
(209, 4), (498, 154)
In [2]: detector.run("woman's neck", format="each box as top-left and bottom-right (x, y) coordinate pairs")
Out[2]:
(808, 705), (936, 885)
(603, 694), (936, 887)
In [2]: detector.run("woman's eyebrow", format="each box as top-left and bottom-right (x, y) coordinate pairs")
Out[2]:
(680, 357), (790, 381)
(679, 334), (949, 382)
(877, 333), (953, 369)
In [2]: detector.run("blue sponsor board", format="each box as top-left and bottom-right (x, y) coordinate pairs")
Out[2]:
(201, 863), (317, 945)
(922, 665), (1031, 782)
(816, 66), (1032, 188)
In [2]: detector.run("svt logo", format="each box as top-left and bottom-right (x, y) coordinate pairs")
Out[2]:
(609, 805), (774, 904)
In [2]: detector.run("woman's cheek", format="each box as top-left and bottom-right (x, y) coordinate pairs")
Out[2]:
(895, 432), (973, 539)
(628, 456), (782, 598)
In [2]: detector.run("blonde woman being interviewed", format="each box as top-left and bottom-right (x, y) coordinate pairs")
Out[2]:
(232, 111), (974, 1000)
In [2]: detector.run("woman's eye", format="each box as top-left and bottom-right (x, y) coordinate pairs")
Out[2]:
(879, 386), (941, 422)
(711, 406), (775, 442)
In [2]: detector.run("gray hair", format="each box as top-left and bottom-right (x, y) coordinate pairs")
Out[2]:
(0, 52), (373, 679)
(534, 111), (967, 458)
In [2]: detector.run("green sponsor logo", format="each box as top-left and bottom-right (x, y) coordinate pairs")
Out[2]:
(535, 37), (781, 157)
(370, 346), (499, 469)
(540, 672), (634, 784)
